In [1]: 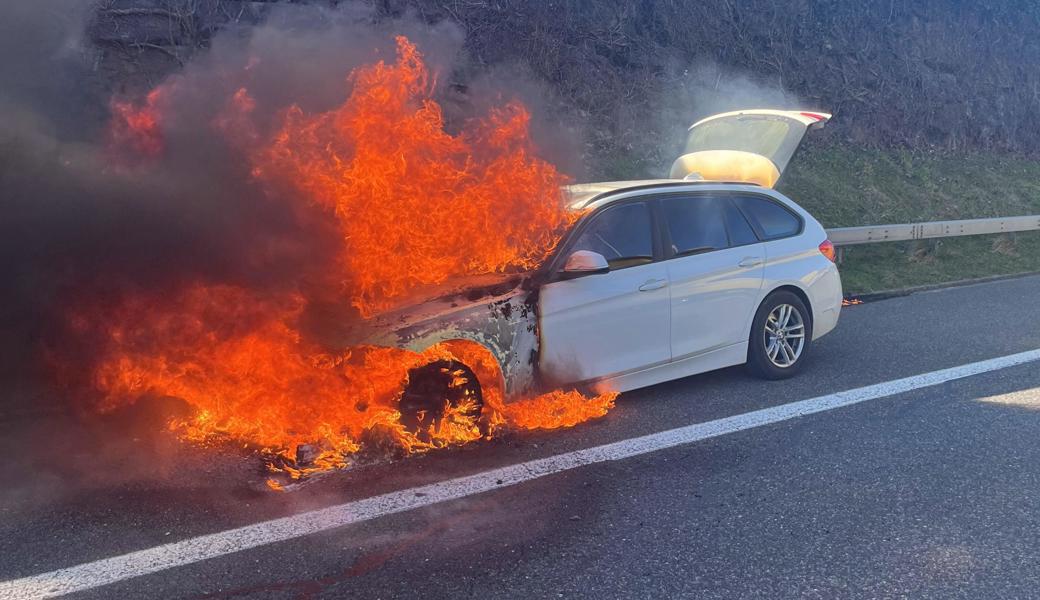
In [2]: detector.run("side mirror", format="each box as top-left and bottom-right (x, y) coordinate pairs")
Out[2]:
(560, 250), (609, 279)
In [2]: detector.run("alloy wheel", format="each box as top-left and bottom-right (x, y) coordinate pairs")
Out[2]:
(764, 303), (805, 368)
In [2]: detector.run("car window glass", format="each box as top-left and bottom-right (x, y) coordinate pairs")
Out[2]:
(661, 196), (729, 257)
(723, 199), (759, 246)
(733, 196), (800, 240)
(569, 203), (653, 269)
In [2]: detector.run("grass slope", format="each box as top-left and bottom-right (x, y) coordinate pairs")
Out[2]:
(778, 145), (1040, 293)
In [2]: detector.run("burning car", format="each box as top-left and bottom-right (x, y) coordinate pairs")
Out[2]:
(85, 39), (840, 468)
(356, 110), (843, 428)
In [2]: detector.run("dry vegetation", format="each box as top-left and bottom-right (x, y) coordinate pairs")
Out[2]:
(93, 1), (1040, 169)
(88, 0), (1040, 291)
(377, 1), (1040, 167)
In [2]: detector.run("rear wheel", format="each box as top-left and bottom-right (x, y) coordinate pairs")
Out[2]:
(398, 360), (484, 441)
(746, 291), (812, 380)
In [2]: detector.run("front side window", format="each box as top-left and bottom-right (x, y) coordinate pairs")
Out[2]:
(569, 202), (653, 269)
(661, 196), (729, 257)
(732, 196), (801, 240)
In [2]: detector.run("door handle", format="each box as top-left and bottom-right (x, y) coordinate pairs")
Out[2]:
(638, 278), (668, 292)
(738, 257), (763, 268)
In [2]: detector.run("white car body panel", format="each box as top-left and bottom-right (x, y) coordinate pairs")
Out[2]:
(666, 243), (765, 359)
(688, 109), (832, 130)
(756, 191), (844, 341)
(588, 342), (749, 395)
(539, 182), (842, 394)
(539, 261), (671, 385)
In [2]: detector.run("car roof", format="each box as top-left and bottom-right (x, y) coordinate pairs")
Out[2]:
(563, 179), (767, 210)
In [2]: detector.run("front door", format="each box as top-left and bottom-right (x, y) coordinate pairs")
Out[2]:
(539, 201), (671, 385)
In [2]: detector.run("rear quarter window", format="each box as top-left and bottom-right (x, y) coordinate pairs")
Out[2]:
(733, 196), (802, 240)
(722, 199), (759, 247)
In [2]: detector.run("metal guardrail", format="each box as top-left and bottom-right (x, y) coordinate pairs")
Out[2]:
(827, 215), (1040, 247)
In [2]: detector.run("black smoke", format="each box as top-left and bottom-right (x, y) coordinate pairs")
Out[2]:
(0, 1), (586, 503)
(0, 2), (587, 385)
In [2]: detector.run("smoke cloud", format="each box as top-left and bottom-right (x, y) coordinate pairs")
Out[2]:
(608, 60), (806, 179)
(0, 2), (578, 380)
(0, 2), (582, 501)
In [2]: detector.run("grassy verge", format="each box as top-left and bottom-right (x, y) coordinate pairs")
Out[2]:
(780, 144), (1040, 227)
(778, 144), (1040, 294)
(835, 233), (1040, 294)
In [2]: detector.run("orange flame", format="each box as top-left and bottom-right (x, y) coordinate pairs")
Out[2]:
(252, 36), (577, 315)
(81, 36), (615, 480)
(109, 87), (168, 159)
(79, 282), (614, 480)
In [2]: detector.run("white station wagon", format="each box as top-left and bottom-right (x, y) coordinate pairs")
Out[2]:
(357, 109), (843, 423)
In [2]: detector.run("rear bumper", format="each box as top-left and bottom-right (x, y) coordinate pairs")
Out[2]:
(811, 264), (843, 340)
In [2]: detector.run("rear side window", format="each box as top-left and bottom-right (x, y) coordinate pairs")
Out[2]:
(733, 196), (801, 240)
(723, 199), (759, 246)
(660, 196), (729, 257)
(570, 202), (653, 269)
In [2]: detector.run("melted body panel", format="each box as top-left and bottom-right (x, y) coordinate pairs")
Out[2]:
(348, 274), (539, 400)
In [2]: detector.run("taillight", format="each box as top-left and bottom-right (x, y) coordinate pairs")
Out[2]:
(819, 239), (836, 262)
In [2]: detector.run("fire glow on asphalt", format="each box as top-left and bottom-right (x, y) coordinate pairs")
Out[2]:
(69, 36), (615, 485)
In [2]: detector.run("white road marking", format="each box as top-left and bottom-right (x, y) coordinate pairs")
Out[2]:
(4, 348), (1040, 599)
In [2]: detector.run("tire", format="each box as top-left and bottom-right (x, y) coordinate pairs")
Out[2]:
(398, 360), (484, 440)
(746, 290), (813, 380)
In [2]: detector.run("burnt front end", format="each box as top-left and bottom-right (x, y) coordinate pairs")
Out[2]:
(357, 274), (540, 401)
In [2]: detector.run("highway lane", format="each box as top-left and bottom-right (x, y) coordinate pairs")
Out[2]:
(71, 361), (1040, 600)
(3, 274), (1040, 598)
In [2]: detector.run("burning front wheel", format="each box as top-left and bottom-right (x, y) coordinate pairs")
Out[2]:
(398, 360), (485, 442)
(746, 291), (812, 380)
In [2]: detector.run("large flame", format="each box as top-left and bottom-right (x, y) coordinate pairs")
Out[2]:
(86, 36), (615, 481)
(252, 36), (577, 315)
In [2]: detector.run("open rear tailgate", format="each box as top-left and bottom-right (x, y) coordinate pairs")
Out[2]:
(670, 109), (831, 187)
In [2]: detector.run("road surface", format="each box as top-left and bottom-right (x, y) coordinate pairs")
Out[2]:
(3, 275), (1040, 599)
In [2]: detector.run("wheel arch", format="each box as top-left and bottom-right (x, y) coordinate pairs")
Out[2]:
(746, 283), (815, 353)
(410, 338), (509, 414)
(766, 284), (814, 327)
(744, 284), (814, 379)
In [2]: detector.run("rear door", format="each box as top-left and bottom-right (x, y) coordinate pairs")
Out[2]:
(670, 110), (831, 187)
(539, 201), (671, 385)
(661, 194), (765, 359)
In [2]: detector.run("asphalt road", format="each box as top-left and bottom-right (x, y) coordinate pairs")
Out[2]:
(3, 275), (1040, 599)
